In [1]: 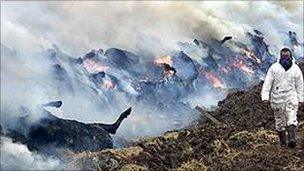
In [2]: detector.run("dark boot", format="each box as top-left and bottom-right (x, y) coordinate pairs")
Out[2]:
(287, 125), (296, 149)
(278, 131), (286, 146)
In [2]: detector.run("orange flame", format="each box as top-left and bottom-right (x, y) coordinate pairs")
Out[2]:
(155, 56), (173, 66)
(243, 46), (261, 64)
(219, 67), (230, 74)
(83, 59), (109, 73)
(103, 80), (116, 90)
(233, 59), (254, 75)
(204, 71), (224, 89)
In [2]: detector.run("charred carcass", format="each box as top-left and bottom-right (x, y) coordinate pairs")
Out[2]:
(4, 101), (132, 153)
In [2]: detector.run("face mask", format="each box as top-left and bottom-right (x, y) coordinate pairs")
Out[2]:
(279, 57), (292, 71)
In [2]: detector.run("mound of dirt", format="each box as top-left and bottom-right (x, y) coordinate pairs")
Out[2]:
(71, 62), (304, 170)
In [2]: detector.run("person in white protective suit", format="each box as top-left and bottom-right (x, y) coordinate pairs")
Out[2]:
(261, 47), (304, 148)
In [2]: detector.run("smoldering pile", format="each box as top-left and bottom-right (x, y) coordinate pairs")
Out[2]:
(71, 62), (304, 171)
(47, 29), (302, 136)
(0, 29), (303, 170)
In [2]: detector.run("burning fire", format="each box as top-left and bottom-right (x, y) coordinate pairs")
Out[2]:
(154, 56), (176, 77)
(203, 71), (224, 89)
(103, 80), (116, 90)
(233, 59), (254, 75)
(83, 59), (109, 73)
(155, 56), (173, 66)
(243, 46), (261, 64)
(219, 67), (230, 74)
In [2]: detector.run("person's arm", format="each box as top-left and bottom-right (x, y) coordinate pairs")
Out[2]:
(295, 66), (304, 103)
(261, 66), (274, 102)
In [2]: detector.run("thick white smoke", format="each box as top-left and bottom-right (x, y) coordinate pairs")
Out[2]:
(1, 1), (302, 56)
(0, 45), (55, 129)
(0, 137), (63, 170)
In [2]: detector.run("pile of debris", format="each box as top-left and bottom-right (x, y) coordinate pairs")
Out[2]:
(71, 62), (304, 170)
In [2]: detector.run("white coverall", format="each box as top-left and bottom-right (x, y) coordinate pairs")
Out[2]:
(261, 62), (303, 131)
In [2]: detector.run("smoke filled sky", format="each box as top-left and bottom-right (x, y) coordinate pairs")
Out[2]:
(1, 1), (303, 57)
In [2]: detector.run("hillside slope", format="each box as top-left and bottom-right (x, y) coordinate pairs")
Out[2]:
(70, 63), (304, 171)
